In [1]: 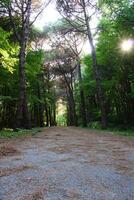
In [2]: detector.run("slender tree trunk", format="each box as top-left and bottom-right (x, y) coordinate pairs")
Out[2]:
(33, 104), (38, 126)
(52, 104), (56, 126)
(82, 0), (107, 128)
(66, 94), (74, 126)
(66, 87), (77, 126)
(77, 61), (87, 126)
(44, 94), (49, 127)
(37, 81), (44, 127)
(45, 105), (49, 127)
(49, 106), (52, 126)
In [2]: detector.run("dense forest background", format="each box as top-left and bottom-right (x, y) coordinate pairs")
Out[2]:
(0, 0), (134, 130)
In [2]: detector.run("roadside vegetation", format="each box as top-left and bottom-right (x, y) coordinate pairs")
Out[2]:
(86, 127), (134, 137)
(0, 128), (43, 138)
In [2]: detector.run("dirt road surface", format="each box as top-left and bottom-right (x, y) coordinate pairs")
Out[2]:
(0, 127), (134, 200)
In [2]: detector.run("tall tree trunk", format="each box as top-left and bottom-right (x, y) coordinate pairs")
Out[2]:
(82, 0), (107, 128)
(49, 106), (52, 127)
(77, 61), (87, 127)
(16, 0), (32, 129)
(52, 104), (56, 126)
(66, 94), (74, 126)
(37, 81), (44, 127)
(16, 40), (30, 128)
(45, 105), (49, 127)
(66, 87), (77, 126)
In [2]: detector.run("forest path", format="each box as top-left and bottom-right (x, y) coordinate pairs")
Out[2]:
(0, 127), (134, 200)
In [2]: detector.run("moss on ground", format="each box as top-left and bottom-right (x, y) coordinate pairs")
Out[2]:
(0, 128), (43, 138)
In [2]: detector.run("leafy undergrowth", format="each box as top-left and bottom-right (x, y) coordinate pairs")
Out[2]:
(86, 121), (134, 137)
(0, 127), (43, 138)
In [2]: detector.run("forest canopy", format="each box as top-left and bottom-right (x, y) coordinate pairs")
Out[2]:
(0, 0), (134, 130)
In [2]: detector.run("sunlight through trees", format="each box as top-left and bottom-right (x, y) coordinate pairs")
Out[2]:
(0, 0), (134, 131)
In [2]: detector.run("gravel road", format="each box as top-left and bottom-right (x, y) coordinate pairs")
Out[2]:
(0, 127), (134, 200)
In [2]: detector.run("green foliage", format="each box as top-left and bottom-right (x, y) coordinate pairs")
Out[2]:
(0, 128), (43, 138)
(26, 50), (45, 68)
(85, 127), (134, 137)
(0, 0), (134, 129)
(87, 121), (102, 129)
(56, 114), (67, 126)
(82, 55), (96, 93)
(75, 1), (134, 128)
(0, 27), (19, 73)
(111, 129), (134, 137)
(26, 50), (45, 96)
(0, 0), (10, 7)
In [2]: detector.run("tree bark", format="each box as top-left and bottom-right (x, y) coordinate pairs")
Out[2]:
(77, 61), (87, 126)
(64, 77), (77, 126)
(82, 0), (107, 128)
(16, 41), (30, 128)
(66, 85), (77, 126)
(16, 0), (32, 128)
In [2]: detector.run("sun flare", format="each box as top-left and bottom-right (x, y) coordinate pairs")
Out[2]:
(121, 39), (133, 52)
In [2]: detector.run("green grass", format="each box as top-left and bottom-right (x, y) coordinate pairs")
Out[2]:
(108, 129), (134, 137)
(0, 128), (43, 138)
(86, 121), (134, 137)
(86, 127), (134, 137)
